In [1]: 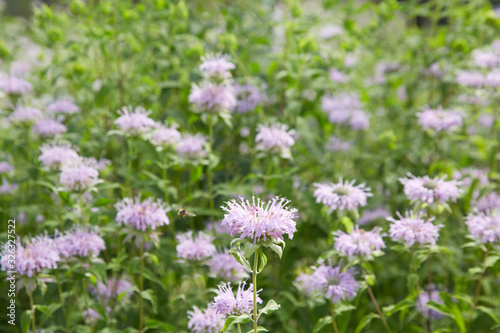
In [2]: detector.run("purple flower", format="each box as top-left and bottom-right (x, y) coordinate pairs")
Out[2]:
(349, 110), (370, 130)
(46, 99), (80, 114)
(33, 118), (67, 136)
(200, 54), (235, 79)
(476, 193), (500, 213)
(313, 179), (372, 212)
(452, 168), (489, 187)
(334, 227), (385, 257)
(358, 207), (390, 225)
(296, 272), (317, 295)
(189, 82), (236, 112)
(115, 197), (169, 231)
(0, 162), (14, 174)
(417, 289), (443, 319)
(150, 123), (181, 148)
(400, 173), (461, 204)
(206, 221), (232, 235)
(417, 106), (463, 132)
(321, 93), (361, 121)
(95, 277), (133, 302)
(188, 305), (224, 333)
(232, 83), (264, 113)
(427, 63), (446, 78)
(212, 281), (261, 316)
(472, 50), (500, 68)
(9, 106), (43, 123)
(319, 25), (343, 39)
(207, 249), (248, 281)
(60, 158), (99, 191)
(456, 71), (484, 87)
(256, 123), (296, 158)
(388, 212), (441, 247)
(477, 113), (495, 128)
(115, 106), (156, 135)
(83, 308), (104, 324)
(175, 133), (208, 159)
(312, 263), (359, 303)
(176, 231), (216, 261)
(1, 235), (61, 277)
(221, 196), (298, 243)
(0, 177), (19, 194)
(327, 136), (352, 152)
(329, 69), (348, 83)
(466, 213), (500, 243)
(39, 142), (79, 169)
(55, 226), (106, 258)
(486, 69), (500, 87)
(0, 75), (32, 95)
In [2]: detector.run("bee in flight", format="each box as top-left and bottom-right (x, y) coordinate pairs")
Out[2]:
(173, 204), (196, 218)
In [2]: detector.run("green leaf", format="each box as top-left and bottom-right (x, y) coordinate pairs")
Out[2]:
(341, 216), (354, 233)
(246, 327), (268, 333)
(477, 306), (500, 324)
(222, 314), (251, 331)
(21, 310), (31, 333)
(140, 289), (158, 314)
(145, 252), (159, 266)
(312, 315), (332, 333)
(58, 191), (71, 205)
(92, 197), (115, 207)
(244, 243), (260, 259)
(229, 249), (252, 271)
(268, 243), (283, 259)
(383, 298), (414, 317)
(485, 255), (500, 268)
(258, 299), (280, 320)
(145, 319), (175, 331)
(354, 313), (378, 333)
(257, 250), (267, 274)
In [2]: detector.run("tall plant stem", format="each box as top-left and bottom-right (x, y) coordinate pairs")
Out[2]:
(237, 323), (242, 333)
(207, 116), (215, 220)
(29, 291), (35, 333)
(56, 275), (69, 332)
(253, 250), (259, 333)
(126, 139), (134, 196)
(410, 247), (420, 294)
(329, 301), (339, 333)
(360, 265), (392, 333)
(81, 267), (95, 333)
(466, 249), (488, 332)
(427, 253), (433, 333)
(139, 241), (145, 332)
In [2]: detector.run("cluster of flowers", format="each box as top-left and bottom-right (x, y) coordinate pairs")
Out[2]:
(321, 92), (370, 130)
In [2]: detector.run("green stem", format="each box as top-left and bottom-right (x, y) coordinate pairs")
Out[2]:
(253, 250), (259, 333)
(466, 249), (488, 332)
(81, 267), (95, 333)
(29, 291), (35, 333)
(127, 139), (134, 196)
(56, 274), (69, 332)
(360, 264), (392, 333)
(237, 323), (242, 333)
(207, 116), (215, 220)
(330, 301), (339, 333)
(139, 241), (144, 333)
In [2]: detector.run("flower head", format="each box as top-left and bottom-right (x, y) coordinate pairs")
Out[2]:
(388, 212), (441, 247)
(115, 106), (156, 135)
(213, 281), (261, 316)
(477, 192), (500, 213)
(46, 99), (80, 114)
(188, 305), (224, 333)
(95, 277), (133, 302)
(255, 123), (296, 158)
(189, 82), (236, 112)
(9, 106), (43, 123)
(1, 235), (61, 277)
(312, 263), (359, 303)
(456, 71), (484, 87)
(150, 123), (181, 148)
(115, 197), (169, 231)
(60, 158), (99, 191)
(417, 106), (463, 132)
(232, 83), (264, 113)
(0, 162), (14, 174)
(176, 231), (216, 261)
(329, 69), (348, 83)
(39, 142), (79, 169)
(417, 289), (443, 319)
(0, 75), (32, 95)
(466, 213), (500, 243)
(399, 173), (461, 204)
(334, 227), (385, 257)
(221, 196), (298, 243)
(55, 226), (106, 258)
(33, 118), (67, 136)
(176, 133), (208, 159)
(358, 207), (390, 225)
(0, 177), (19, 194)
(199, 54), (235, 79)
(327, 136), (351, 152)
(313, 179), (372, 212)
(207, 249), (248, 281)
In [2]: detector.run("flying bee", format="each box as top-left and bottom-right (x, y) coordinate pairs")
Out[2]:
(173, 204), (196, 218)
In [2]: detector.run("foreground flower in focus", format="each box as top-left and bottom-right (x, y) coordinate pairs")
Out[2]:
(221, 196), (298, 243)
(188, 305), (224, 333)
(115, 106), (156, 136)
(313, 179), (372, 212)
(60, 158), (99, 191)
(334, 227), (385, 258)
(115, 197), (169, 231)
(213, 281), (261, 316)
(400, 173), (461, 204)
(176, 231), (216, 261)
(39, 142), (79, 170)
(388, 212), (441, 247)
(255, 123), (296, 158)
(1, 235), (61, 277)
